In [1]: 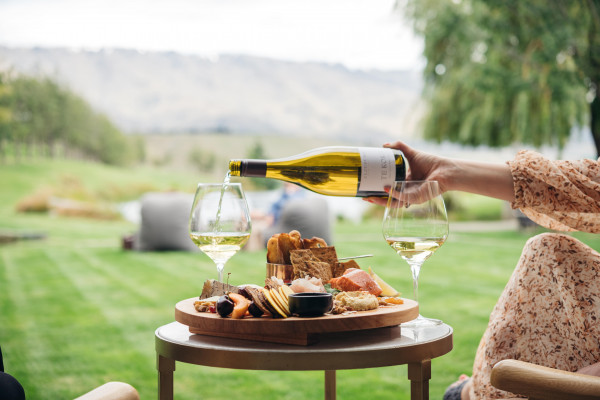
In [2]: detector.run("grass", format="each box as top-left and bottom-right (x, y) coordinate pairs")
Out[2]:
(2, 159), (599, 399)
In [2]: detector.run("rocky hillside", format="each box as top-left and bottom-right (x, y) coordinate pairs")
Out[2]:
(0, 46), (423, 142)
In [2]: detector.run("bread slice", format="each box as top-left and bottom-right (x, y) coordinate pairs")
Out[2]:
(200, 280), (239, 299)
(266, 234), (284, 264)
(302, 237), (327, 248)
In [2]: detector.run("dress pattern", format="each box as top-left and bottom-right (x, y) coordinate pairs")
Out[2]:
(469, 150), (600, 399)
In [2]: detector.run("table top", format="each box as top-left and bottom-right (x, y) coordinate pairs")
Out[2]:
(156, 321), (453, 371)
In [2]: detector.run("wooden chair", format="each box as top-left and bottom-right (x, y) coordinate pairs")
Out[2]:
(74, 381), (139, 400)
(490, 359), (600, 400)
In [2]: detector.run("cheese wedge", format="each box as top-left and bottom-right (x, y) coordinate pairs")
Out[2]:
(368, 267), (400, 297)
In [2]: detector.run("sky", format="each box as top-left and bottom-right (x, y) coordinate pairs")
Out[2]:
(0, 0), (424, 71)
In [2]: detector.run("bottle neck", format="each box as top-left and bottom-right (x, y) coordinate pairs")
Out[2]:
(229, 160), (241, 176)
(228, 159), (267, 177)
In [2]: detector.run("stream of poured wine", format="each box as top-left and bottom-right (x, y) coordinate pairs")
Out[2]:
(213, 171), (231, 232)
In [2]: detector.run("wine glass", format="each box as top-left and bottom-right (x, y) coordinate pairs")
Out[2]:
(189, 183), (251, 282)
(382, 180), (448, 328)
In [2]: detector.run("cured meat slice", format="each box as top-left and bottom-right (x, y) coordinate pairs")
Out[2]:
(329, 268), (382, 296)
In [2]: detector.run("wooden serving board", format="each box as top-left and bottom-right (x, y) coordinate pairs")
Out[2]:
(175, 297), (419, 345)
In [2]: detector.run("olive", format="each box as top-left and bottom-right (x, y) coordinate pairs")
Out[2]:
(216, 295), (234, 318)
(248, 302), (264, 318)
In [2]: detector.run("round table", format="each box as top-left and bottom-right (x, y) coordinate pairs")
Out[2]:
(155, 321), (453, 400)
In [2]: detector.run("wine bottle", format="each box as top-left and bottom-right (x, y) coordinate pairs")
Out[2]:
(228, 146), (407, 197)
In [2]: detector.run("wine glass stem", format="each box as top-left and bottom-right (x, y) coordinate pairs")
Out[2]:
(216, 262), (225, 282)
(408, 261), (422, 304)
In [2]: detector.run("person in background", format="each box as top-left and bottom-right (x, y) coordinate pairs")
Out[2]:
(264, 182), (306, 227)
(246, 182), (306, 250)
(365, 141), (600, 400)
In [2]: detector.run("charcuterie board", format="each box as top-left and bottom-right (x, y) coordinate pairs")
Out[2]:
(175, 297), (419, 345)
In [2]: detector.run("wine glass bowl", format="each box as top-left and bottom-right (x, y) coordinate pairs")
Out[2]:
(189, 183), (251, 282)
(382, 180), (448, 328)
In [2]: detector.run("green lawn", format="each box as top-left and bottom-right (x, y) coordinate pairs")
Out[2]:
(1, 160), (599, 399)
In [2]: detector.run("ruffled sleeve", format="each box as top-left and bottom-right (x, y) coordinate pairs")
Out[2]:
(508, 150), (600, 233)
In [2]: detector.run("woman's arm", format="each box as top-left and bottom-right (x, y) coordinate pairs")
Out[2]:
(366, 141), (515, 204)
(442, 157), (515, 202)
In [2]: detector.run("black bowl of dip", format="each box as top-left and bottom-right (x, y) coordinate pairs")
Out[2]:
(288, 292), (333, 317)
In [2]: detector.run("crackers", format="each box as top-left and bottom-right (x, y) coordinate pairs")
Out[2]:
(266, 230), (329, 265)
(265, 231), (360, 283)
(290, 249), (333, 282)
(308, 247), (338, 272)
(335, 260), (360, 278)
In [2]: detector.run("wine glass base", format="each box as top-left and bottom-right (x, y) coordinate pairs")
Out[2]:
(401, 314), (443, 329)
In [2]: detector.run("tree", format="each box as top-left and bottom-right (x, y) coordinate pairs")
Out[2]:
(0, 72), (13, 162)
(0, 72), (134, 165)
(401, 0), (600, 157)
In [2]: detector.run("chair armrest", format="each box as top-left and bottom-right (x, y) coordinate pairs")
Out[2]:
(490, 359), (600, 400)
(74, 382), (139, 400)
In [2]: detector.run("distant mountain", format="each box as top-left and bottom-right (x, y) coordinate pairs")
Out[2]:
(0, 46), (424, 142)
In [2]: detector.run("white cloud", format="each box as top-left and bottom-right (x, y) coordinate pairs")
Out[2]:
(0, 0), (424, 70)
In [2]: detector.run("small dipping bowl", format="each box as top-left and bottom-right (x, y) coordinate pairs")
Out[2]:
(288, 292), (333, 317)
(266, 263), (293, 284)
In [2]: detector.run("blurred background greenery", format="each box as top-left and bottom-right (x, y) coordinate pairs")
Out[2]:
(1, 0), (599, 399)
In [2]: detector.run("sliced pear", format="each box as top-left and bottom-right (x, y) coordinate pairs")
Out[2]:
(368, 266), (400, 297)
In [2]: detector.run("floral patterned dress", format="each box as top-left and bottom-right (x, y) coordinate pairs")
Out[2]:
(469, 150), (600, 399)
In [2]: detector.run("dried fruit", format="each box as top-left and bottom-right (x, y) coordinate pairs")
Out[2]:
(229, 293), (251, 319)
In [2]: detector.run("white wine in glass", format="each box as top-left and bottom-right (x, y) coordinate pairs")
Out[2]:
(382, 180), (448, 328)
(189, 182), (251, 282)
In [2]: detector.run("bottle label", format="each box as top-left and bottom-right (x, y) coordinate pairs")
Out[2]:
(359, 148), (396, 193)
